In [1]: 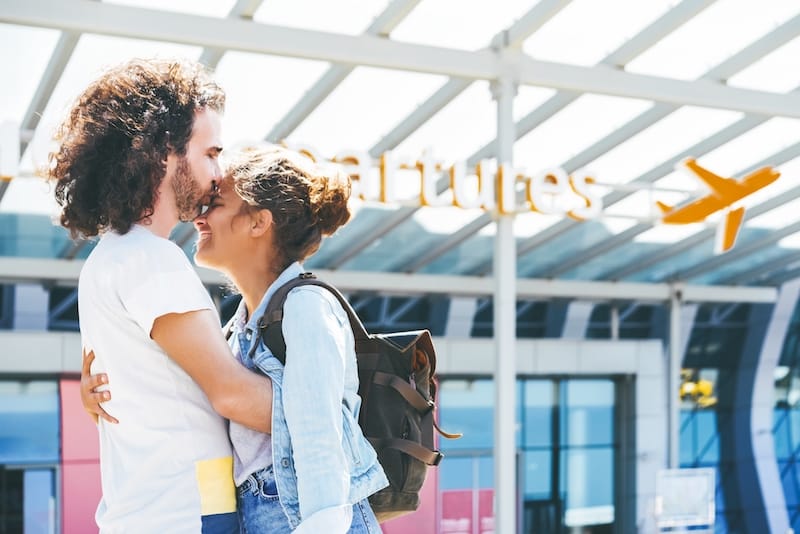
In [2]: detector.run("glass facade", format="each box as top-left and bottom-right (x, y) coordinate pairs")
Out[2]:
(679, 303), (754, 534)
(438, 377), (618, 533)
(0, 380), (59, 534)
(775, 298), (800, 531)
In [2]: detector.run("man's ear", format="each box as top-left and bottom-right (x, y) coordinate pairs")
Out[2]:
(250, 209), (273, 237)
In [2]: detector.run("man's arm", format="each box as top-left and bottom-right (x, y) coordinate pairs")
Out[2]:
(80, 349), (118, 425)
(151, 309), (272, 433)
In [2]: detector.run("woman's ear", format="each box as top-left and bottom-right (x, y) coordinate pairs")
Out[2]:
(250, 208), (273, 237)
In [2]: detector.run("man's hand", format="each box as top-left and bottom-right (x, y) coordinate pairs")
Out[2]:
(81, 349), (119, 425)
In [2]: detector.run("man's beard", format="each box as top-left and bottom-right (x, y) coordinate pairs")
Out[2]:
(172, 157), (203, 222)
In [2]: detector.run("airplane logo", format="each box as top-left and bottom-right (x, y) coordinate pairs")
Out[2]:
(656, 158), (780, 253)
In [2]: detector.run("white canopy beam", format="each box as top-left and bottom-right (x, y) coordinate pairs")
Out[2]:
(3, 0), (800, 116)
(198, 0), (265, 68)
(19, 32), (79, 157)
(0, 257), (777, 303)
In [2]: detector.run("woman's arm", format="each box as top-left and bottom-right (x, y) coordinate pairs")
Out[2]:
(281, 287), (352, 531)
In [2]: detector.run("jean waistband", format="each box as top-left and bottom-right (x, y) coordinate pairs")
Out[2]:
(237, 464), (274, 496)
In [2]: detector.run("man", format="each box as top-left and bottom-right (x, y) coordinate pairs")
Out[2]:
(49, 58), (270, 533)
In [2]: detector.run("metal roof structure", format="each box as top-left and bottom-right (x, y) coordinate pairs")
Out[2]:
(0, 0), (799, 299)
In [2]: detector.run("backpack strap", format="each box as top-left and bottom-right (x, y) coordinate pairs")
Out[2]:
(257, 272), (369, 364)
(368, 437), (443, 467)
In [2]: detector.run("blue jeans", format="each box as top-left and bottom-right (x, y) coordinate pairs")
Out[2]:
(201, 512), (239, 534)
(237, 465), (381, 534)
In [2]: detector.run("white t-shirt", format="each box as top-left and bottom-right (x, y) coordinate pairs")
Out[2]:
(78, 225), (235, 533)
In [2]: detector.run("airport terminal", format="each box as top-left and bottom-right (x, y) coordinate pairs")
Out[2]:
(1, 0), (800, 532)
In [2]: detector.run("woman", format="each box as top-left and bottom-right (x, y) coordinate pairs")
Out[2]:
(83, 145), (388, 533)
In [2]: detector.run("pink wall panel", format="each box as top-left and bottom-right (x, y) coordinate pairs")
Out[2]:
(60, 379), (101, 534)
(60, 379), (100, 461)
(61, 463), (101, 534)
(381, 467), (438, 534)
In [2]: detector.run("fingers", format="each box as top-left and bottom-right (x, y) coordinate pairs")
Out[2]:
(81, 348), (95, 375)
(96, 407), (119, 425)
(83, 392), (119, 425)
(80, 348), (118, 424)
(85, 372), (109, 393)
(80, 348), (109, 396)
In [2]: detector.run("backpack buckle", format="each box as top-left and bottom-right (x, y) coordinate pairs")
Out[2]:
(299, 272), (315, 279)
(431, 451), (444, 467)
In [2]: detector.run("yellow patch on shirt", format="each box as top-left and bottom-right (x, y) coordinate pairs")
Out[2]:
(195, 456), (236, 515)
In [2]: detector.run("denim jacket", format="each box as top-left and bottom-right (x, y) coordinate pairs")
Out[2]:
(232, 262), (388, 529)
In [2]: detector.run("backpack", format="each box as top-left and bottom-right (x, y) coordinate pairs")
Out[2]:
(255, 272), (461, 522)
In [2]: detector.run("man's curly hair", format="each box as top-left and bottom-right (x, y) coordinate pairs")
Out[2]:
(48, 58), (225, 238)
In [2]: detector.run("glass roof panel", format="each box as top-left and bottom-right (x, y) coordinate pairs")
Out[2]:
(0, 177), (59, 216)
(104, 0), (236, 17)
(743, 195), (800, 231)
(584, 106), (743, 187)
(684, 118), (800, 178)
(516, 217), (638, 277)
(390, 0), (535, 50)
(287, 67), (448, 158)
(514, 86), (559, 122)
(522, 0), (673, 66)
(213, 52), (331, 148)
(513, 94), (652, 172)
(633, 222), (707, 245)
(0, 214), (70, 258)
(628, 223), (778, 283)
(418, 224), (497, 275)
(306, 204), (397, 268)
(339, 205), (486, 272)
(0, 24), (60, 125)
(255, 0), (391, 35)
(727, 35), (800, 93)
(778, 230), (800, 250)
(392, 81), (490, 163)
(695, 244), (800, 285)
(510, 212), (564, 239)
(625, 0), (800, 80)
(562, 239), (661, 281)
(412, 206), (484, 235)
(627, 241), (713, 282)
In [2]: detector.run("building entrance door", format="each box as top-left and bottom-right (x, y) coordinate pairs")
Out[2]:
(0, 465), (56, 534)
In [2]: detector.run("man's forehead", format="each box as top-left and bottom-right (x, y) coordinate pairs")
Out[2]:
(191, 108), (223, 143)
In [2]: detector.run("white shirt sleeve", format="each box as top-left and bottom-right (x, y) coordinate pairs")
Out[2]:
(118, 242), (214, 336)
